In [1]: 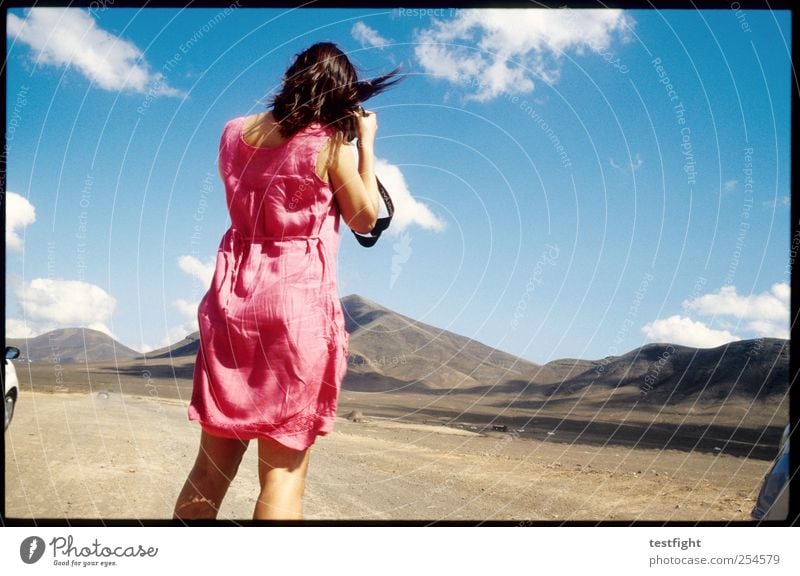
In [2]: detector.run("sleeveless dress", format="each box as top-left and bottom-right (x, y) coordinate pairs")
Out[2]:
(188, 115), (350, 451)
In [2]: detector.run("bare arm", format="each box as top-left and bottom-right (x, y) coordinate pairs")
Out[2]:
(329, 111), (380, 234)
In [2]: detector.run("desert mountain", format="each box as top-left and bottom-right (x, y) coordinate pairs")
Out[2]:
(497, 342), (787, 402)
(9, 297), (788, 403)
(340, 294), (541, 391)
(7, 328), (140, 364)
(561, 338), (789, 403)
(140, 333), (200, 360)
(339, 296), (788, 401)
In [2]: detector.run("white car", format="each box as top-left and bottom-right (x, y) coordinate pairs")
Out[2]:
(4, 346), (20, 431)
(751, 424), (790, 521)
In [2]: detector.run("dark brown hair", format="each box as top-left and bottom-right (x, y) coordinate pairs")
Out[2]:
(270, 42), (401, 151)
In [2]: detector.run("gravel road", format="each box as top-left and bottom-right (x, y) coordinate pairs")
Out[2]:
(4, 392), (771, 522)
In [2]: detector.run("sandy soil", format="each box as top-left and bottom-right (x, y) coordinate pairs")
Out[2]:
(4, 391), (774, 522)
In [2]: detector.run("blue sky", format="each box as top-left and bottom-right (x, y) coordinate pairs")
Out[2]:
(5, 6), (792, 363)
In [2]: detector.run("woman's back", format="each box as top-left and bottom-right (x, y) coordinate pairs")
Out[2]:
(221, 114), (338, 241)
(188, 113), (349, 450)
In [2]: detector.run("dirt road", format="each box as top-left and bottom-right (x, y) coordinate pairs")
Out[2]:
(4, 392), (772, 521)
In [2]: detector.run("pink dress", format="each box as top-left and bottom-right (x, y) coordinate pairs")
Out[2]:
(188, 115), (350, 450)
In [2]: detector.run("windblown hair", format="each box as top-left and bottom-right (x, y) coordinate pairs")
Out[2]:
(269, 42), (401, 157)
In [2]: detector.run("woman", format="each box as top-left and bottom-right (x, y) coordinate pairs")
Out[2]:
(173, 42), (400, 521)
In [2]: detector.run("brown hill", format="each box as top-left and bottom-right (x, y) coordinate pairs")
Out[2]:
(14, 297), (788, 406)
(7, 328), (140, 364)
(139, 333), (200, 360)
(529, 339), (789, 403)
(340, 294), (541, 391)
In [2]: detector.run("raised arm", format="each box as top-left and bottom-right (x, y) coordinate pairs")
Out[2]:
(328, 110), (380, 234)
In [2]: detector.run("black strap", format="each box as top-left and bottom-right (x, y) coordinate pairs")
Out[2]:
(351, 176), (394, 247)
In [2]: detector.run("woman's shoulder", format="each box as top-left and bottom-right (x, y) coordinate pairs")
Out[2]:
(223, 115), (247, 132)
(220, 115), (247, 143)
(218, 116), (244, 156)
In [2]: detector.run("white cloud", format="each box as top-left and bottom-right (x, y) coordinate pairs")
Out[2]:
(641, 282), (790, 347)
(6, 277), (116, 337)
(5, 317), (37, 339)
(7, 8), (183, 96)
(641, 315), (740, 348)
(164, 256), (214, 346)
(160, 298), (200, 346)
(762, 195), (790, 208)
(351, 21), (393, 48)
(374, 157), (446, 234)
(6, 192), (36, 251)
(414, 8), (633, 101)
(745, 319), (789, 339)
(173, 298), (200, 319)
(609, 153), (643, 174)
(177, 255), (215, 287)
(683, 283), (788, 323)
(682, 282), (789, 339)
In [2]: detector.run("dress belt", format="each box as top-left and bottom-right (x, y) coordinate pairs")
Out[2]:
(222, 227), (330, 310)
(228, 227), (322, 242)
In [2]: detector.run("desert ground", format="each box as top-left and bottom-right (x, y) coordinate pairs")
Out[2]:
(4, 388), (776, 522)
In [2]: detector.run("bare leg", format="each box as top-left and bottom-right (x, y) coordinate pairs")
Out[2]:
(173, 429), (250, 520)
(253, 436), (311, 520)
